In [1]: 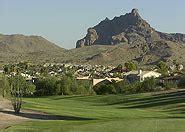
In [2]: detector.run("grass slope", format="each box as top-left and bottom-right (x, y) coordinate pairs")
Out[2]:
(3, 90), (185, 132)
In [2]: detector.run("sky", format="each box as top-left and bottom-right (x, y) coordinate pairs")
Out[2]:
(0, 0), (184, 49)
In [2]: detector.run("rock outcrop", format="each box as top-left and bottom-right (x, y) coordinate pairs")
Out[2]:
(76, 28), (98, 47)
(76, 9), (185, 48)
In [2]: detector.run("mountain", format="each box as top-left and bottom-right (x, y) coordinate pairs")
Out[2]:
(0, 9), (185, 67)
(74, 9), (185, 66)
(76, 9), (185, 48)
(63, 41), (183, 67)
(0, 34), (66, 63)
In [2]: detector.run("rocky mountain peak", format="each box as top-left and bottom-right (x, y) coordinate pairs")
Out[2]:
(76, 9), (185, 48)
(131, 8), (140, 17)
(104, 17), (110, 21)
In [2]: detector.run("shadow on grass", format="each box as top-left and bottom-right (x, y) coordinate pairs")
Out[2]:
(112, 91), (184, 105)
(108, 90), (184, 107)
(0, 110), (95, 121)
(103, 90), (185, 115)
(26, 95), (94, 101)
(51, 95), (93, 100)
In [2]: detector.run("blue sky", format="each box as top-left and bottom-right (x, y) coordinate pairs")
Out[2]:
(0, 0), (184, 49)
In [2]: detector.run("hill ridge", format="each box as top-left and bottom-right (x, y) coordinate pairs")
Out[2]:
(0, 33), (66, 63)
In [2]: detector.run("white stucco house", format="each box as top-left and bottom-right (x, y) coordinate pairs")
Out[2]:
(0, 69), (3, 74)
(170, 64), (184, 71)
(137, 70), (161, 82)
(124, 70), (161, 82)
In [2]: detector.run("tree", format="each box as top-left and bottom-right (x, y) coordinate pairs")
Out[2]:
(56, 77), (71, 95)
(93, 80), (116, 95)
(113, 80), (128, 94)
(9, 75), (34, 114)
(17, 61), (29, 73)
(94, 84), (116, 95)
(9, 75), (25, 114)
(35, 76), (58, 96)
(157, 61), (169, 76)
(23, 82), (36, 96)
(141, 77), (158, 92)
(40, 67), (48, 77)
(4, 65), (10, 74)
(10, 65), (16, 73)
(162, 80), (177, 90)
(1, 75), (10, 98)
(117, 64), (123, 70)
(178, 76), (185, 88)
(124, 61), (137, 71)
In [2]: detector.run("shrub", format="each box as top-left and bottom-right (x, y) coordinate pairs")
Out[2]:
(0, 75), (10, 97)
(124, 61), (137, 71)
(122, 78), (159, 94)
(96, 84), (116, 95)
(9, 75), (35, 114)
(162, 80), (177, 90)
(113, 80), (128, 93)
(157, 61), (169, 76)
(93, 81), (116, 95)
(141, 77), (158, 92)
(76, 80), (94, 95)
(34, 76), (58, 96)
(178, 76), (185, 88)
(123, 81), (142, 94)
(23, 83), (36, 96)
(35, 74), (94, 96)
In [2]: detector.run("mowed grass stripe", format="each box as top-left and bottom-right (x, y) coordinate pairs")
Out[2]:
(4, 91), (185, 132)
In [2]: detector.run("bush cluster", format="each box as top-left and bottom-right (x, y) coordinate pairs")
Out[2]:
(93, 77), (178, 95)
(1, 73), (182, 97)
(178, 76), (185, 88)
(34, 73), (94, 96)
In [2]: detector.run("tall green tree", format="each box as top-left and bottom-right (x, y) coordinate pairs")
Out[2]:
(157, 61), (169, 75)
(1, 75), (10, 98)
(9, 75), (35, 114)
(117, 64), (123, 70)
(124, 61), (137, 71)
(40, 67), (48, 77)
(4, 65), (10, 74)
(35, 76), (58, 96)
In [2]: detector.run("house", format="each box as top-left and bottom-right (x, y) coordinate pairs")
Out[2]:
(21, 73), (30, 77)
(0, 69), (3, 74)
(161, 71), (185, 83)
(138, 70), (161, 82)
(26, 77), (38, 83)
(124, 70), (161, 82)
(109, 68), (127, 74)
(92, 77), (123, 86)
(170, 64), (184, 71)
(20, 73), (37, 83)
(160, 75), (182, 84)
(49, 71), (57, 76)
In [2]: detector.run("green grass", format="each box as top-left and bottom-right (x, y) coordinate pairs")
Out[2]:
(3, 91), (185, 132)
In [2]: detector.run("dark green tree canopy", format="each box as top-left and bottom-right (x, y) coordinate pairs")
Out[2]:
(124, 61), (137, 71)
